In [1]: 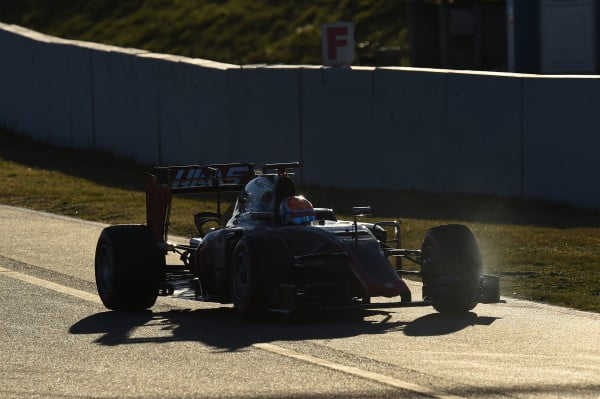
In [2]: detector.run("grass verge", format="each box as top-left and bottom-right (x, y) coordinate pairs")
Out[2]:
(0, 0), (409, 66)
(1, 128), (598, 312)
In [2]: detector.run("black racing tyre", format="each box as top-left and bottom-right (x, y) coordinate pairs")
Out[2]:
(230, 239), (261, 317)
(420, 224), (482, 314)
(95, 225), (165, 311)
(230, 235), (291, 317)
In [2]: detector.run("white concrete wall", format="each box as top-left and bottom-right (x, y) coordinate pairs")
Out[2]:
(0, 23), (599, 209)
(0, 26), (34, 134)
(65, 44), (95, 148)
(445, 73), (522, 196)
(227, 65), (301, 166)
(93, 49), (148, 159)
(117, 51), (161, 164)
(156, 57), (231, 165)
(372, 68), (446, 192)
(0, 27), (12, 129)
(522, 77), (600, 207)
(302, 67), (373, 187)
(45, 43), (72, 146)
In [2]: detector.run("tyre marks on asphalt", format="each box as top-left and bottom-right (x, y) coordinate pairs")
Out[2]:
(0, 264), (466, 399)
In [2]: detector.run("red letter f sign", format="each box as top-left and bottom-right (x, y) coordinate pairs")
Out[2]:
(322, 22), (355, 66)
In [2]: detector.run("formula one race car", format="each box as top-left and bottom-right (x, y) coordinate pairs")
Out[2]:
(94, 162), (500, 316)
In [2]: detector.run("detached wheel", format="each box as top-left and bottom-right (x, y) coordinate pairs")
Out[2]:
(421, 224), (482, 314)
(95, 225), (164, 311)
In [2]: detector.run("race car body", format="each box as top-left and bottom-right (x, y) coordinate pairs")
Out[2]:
(94, 162), (500, 316)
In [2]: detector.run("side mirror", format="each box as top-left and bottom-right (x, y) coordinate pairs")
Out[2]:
(352, 206), (372, 216)
(352, 206), (372, 245)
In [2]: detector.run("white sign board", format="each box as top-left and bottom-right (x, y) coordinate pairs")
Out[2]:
(540, 0), (596, 73)
(321, 22), (355, 66)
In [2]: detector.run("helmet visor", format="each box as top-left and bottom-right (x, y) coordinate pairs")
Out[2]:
(290, 215), (316, 224)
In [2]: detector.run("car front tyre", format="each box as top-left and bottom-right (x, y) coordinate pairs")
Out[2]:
(230, 238), (262, 318)
(420, 224), (482, 314)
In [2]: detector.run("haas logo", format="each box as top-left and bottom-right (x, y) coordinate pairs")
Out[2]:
(171, 165), (251, 189)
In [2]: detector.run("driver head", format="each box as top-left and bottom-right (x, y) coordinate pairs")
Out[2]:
(280, 196), (316, 225)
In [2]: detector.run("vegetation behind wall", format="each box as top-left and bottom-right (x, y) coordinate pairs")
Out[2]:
(0, 0), (410, 66)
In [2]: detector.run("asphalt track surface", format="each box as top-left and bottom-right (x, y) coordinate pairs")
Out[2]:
(0, 204), (598, 398)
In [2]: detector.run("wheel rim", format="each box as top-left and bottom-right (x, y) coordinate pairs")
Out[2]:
(97, 245), (114, 296)
(232, 252), (248, 304)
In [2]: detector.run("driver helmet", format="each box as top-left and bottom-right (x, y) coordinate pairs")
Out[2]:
(280, 196), (316, 225)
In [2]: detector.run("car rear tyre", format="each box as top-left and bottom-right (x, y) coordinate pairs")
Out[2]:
(95, 225), (164, 311)
(420, 224), (482, 314)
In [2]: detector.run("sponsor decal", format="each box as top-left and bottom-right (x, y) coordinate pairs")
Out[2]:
(170, 165), (252, 189)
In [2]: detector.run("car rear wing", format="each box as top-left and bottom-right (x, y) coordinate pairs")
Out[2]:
(145, 163), (255, 242)
(148, 163), (256, 194)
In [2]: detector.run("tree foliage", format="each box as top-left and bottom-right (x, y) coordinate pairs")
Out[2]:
(0, 0), (409, 65)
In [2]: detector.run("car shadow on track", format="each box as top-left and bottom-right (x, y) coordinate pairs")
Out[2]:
(403, 312), (499, 336)
(69, 307), (500, 350)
